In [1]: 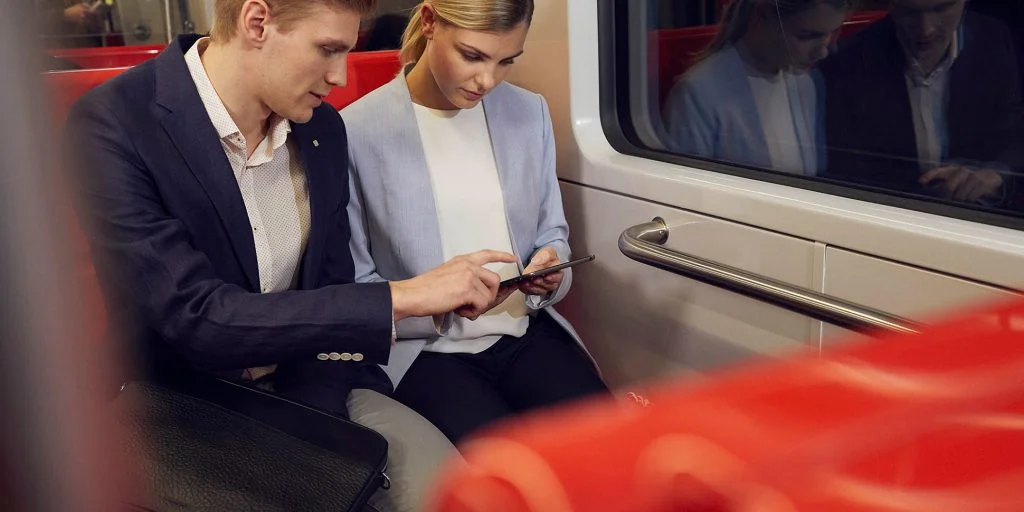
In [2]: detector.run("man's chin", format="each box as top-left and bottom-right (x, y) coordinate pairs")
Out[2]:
(284, 109), (316, 124)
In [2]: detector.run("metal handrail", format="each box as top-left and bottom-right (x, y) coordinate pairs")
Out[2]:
(618, 218), (922, 336)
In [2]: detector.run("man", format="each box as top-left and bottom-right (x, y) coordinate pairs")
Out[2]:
(66, 0), (516, 509)
(820, 0), (1024, 208)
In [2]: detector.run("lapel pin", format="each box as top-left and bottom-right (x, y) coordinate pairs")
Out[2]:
(312, 139), (319, 147)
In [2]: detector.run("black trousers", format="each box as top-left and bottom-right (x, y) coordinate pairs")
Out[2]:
(393, 311), (608, 445)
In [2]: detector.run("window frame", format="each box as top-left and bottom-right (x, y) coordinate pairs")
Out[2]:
(597, 0), (1024, 232)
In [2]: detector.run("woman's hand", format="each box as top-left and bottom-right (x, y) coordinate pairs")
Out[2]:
(518, 247), (563, 296)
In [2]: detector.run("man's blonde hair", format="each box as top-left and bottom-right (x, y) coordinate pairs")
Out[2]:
(211, 0), (378, 40)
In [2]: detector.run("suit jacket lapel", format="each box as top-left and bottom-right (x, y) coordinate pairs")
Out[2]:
(155, 36), (260, 290)
(291, 120), (329, 287)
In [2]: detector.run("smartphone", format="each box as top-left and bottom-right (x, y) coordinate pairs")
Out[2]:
(499, 254), (596, 288)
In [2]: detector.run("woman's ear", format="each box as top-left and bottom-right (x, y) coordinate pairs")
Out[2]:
(420, 3), (437, 40)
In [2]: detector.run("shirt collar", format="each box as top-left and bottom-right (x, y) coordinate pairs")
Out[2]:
(183, 37), (292, 155)
(903, 23), (964, 87)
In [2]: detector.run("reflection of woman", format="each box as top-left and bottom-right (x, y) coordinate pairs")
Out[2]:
(662, 0), (850, 175)
(343, 0), (608, 445)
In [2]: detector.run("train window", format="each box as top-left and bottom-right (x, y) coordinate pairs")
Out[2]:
(601, 0), (1024, 229)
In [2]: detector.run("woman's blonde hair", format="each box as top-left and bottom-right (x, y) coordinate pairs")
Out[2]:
(699, 0), (852, 61)
(399, 0), (535, 65)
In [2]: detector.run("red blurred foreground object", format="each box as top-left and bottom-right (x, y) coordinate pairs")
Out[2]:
(428, 298), (1024, 512)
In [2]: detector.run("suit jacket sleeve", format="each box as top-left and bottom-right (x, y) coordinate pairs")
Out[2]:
(526, 95), (573, 311)
(67, 96), (393, 372)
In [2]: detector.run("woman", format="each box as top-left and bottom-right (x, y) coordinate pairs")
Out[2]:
(342, 0), (608, 445)
(661, 0), (851, 175)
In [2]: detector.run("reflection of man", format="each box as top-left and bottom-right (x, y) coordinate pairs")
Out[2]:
(36, 0), (105, 47)
(821, 0), (1023, 206)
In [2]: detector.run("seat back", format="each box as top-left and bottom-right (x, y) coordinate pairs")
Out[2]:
(48, 45), (164, 70)
(427, 297), (1024, 511)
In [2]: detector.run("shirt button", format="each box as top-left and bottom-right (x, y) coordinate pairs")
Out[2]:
(316, 353), (329, 361)
(261, 287), (268, 293)
(340, 352), (353, 361)
(351, 353), (364, 362)
(328, 352), (342, 361)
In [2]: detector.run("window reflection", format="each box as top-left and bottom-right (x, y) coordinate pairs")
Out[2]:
(821, 0), (1023, 208)
(649, 0), (1024, 215)
(37, 0), (116, 48)
(661, 0), (850, 176)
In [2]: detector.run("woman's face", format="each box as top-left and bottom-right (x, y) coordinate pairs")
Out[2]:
(422, 10), (528, 109)
(764, 2), (847, 72)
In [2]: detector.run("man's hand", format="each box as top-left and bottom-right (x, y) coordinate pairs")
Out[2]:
(920, 166), (1004, 203)
(63, 3), (93, 25)
(456, 284), (517, 321)
(389, 250), (517, 322)
(517, 246), (563, 297)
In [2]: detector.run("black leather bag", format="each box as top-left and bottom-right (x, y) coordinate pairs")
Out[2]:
(111, 373), (389, 512)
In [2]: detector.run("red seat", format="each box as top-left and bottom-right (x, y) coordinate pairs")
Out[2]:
(46, 67), (130, 125)
(46, 67), (134, 347)
(49, 45), (165, 69)
(325, 50), (402, 110)
(45, 45), (403, 112)
(427, 297), (1024, 511)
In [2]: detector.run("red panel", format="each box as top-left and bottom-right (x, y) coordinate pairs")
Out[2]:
(427, 298), (1024, 512)
(49, 45), (164, 69)
(45, 67), (130, 124)
(44, 67), (134, 347)
(324, 50), (402, 111)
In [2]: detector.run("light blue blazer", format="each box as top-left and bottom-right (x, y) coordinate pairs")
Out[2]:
(341, 73), (593, 388)
(661, 46), (825, 175)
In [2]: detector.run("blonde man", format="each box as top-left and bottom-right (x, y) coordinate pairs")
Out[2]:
(66, 0), (511, 509)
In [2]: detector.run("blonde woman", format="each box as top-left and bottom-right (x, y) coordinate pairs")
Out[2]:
(662, 0), (851, 175)
(342, 0), (608, 445)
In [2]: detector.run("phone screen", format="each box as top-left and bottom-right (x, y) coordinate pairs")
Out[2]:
(499, 254), (596, 288)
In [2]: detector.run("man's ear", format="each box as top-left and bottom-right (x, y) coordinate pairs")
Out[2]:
(239, 0), (272, 47)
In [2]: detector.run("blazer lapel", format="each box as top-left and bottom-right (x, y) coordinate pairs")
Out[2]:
(389, 76), (446, 273)
(290, 120), (329, 287)
(480, 93), (524, 266)
(155, 36), (260, 290)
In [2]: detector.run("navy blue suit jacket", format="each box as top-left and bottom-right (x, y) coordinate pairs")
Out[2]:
(66, 35), (393, 415)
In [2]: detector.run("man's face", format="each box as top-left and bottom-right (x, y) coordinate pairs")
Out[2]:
(256, 3), (360, 123)
(890, 0), (966, 67)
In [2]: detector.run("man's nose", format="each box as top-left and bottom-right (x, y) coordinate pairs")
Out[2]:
(812, 40), (830, 62)
(326, 58), (348, 88)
